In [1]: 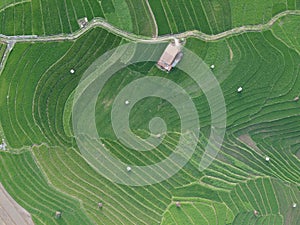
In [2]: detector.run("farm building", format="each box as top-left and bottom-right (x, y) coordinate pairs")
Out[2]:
(157, 42), (183, 72)
(78, 17), (88, 28)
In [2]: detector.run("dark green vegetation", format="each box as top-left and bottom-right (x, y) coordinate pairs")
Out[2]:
(149, 0), (300, 35)
(3, 0), (300, 37)
(272, 14), (300, 53)
(0, 150), (92, 224)
(0, 0), (155, 36)
(0, 2), (299, 225)
(149, 0), (231, 35)
(124, 0), (156, 36)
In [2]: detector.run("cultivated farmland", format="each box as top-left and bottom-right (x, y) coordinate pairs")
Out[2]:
(0, 0), (155, 36)
(0, 1), (299, 225)
(149, 0), (300, 35)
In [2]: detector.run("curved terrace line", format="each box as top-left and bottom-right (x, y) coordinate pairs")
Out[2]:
(0, 10), (299, 44)
(0, 0), (31, 13)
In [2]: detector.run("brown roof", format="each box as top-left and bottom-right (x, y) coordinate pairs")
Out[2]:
(157, 44), (180, 66)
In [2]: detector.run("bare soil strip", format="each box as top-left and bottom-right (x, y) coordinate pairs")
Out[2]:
(238, 134), (263, 155)
(0, 183), (34, 225)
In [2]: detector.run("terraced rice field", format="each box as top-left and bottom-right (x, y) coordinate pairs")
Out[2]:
(0, 1), (299, 225)
(149, 0), (300, 35)
(0, 0), (155, 36)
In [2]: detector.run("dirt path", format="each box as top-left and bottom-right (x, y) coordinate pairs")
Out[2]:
(0, 0), (31, 13)
(0, 41), (14, 73)
(227, 43), (234, 61)
(145, 0), (158, 37)
(0, 10), (299, 45)
(0, 183), (34, 225)
(0, 8), (298, 225)
(0, 9), (299, 83)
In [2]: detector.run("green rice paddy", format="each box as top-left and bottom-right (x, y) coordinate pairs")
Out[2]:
(0, 1), (299, 225)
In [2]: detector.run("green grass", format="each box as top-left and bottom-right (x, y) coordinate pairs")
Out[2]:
(0, 0), (299, 37)
(149, 0), (217, 35)
(231, 178), (299, 225)
(272, 14), (300, 54)
(232, 212), (284, 225)
(162, 201), (231, 225)
(172, 183), (221, 202)
(125, 0), (156, 36)
(0, 2), (299, 225)
(0, 0), (25, 11)
(0, 0), (135, 36)
(102, 0), (132, 32)
(0, 150), (93, 225)
(32, 145), (175, 224)
(0, 0), (157, 36)
(0, 28), (299, 224)
(149, 0), (300, 35)
(230, 0), (288, 27)
(0, 28), (123, 148)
